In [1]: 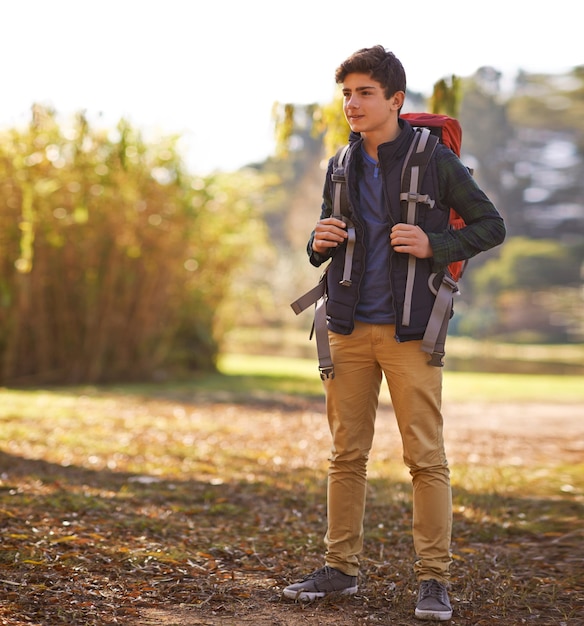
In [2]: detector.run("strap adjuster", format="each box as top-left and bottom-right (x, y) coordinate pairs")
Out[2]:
(441, 274), (459, 292)
(319, 366), (335, 380)
(428, 352), (445, 367)
(399, 191), (435, 208)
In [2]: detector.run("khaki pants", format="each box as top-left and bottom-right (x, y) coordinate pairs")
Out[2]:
(323, 322), (452, 582)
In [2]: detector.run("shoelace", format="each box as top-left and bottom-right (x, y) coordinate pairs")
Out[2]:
(420, 579), (446, 600)
(304, 566), (337, 581)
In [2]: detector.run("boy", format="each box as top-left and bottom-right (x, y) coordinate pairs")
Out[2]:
(283, 46), (505, 621)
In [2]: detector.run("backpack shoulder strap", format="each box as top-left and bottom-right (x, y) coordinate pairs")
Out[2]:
(400, 127), (440, 329)
(332, 144), (350, 219)
(288, 143), (354, 381)
(400, 126), (439, 223)
(330, 143), (355, 287)
(399, 127), (460, 367)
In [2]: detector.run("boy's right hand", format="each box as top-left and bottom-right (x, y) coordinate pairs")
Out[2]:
(312, 217), (348, 254)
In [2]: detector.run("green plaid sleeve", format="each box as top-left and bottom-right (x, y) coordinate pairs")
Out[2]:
(427, 146), (506, 271)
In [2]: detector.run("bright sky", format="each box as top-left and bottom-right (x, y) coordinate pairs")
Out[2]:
(2, 1), (581, 174)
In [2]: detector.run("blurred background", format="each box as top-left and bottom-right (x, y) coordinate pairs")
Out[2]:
(0, 0), (582, 384)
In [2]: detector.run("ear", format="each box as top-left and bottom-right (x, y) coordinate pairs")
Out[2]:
(390, 91), (405, 110)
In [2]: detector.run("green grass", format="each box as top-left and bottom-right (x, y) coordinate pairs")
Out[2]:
(219, 353), (584, 402)
(442, 370), (584, 402)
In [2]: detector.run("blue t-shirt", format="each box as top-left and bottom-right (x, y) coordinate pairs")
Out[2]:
(354, 147), (395, 324)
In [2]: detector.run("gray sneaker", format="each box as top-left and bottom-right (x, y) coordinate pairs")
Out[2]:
(283, 566), (358, 601)
(415, 579), (452, 621)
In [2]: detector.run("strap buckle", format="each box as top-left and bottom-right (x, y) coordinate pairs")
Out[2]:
(427, 352), (445, 367)
(319, 366), (335, 380)
(399, 191), (435, 208)
(441, 274), (459, 292)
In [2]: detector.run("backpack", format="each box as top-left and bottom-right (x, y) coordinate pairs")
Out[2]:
(401, 112), (468, 282)
(291, 113), (468, 376)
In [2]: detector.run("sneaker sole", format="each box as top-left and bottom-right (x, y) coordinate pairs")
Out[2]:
(283, 586), (358, 602)
(415, 607), (453, 621)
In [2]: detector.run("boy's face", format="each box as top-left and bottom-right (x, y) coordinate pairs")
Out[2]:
(341, 72), (403, 135)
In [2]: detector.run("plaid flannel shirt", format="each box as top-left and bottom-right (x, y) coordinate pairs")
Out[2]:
(428, 145), (506, 272)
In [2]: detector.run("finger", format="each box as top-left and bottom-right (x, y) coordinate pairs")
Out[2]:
(321, 217), (347, 229)
(316, 225), (348, 241)
(316, 233), (344, 246)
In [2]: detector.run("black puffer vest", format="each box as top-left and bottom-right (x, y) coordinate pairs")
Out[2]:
(322, 120), (451, 342)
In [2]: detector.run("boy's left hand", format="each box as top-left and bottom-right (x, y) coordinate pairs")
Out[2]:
(390, 224), (433, 258)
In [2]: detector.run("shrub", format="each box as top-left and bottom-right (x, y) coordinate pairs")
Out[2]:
(0, 106), (264, 384)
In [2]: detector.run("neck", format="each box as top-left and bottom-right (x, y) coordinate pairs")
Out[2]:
(361, 121), (401, 161)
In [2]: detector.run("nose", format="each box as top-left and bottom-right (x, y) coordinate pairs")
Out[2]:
(346, 94), (359, 109)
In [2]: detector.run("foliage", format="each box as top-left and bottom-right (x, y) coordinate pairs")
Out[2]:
(0, 364), (582, 625)
(472, 236), (581, 293)
(430, 74), (463, 117)
(318, 89), (351, 157)
(0, 106), (267, 384)
(461, 237), (584, 342)
(507, 66), (584, 151)
(271, 102), (296, 159)
(459, 70), (513, 197)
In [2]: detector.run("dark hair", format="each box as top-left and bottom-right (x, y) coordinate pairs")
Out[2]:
(335, 45), (406, 99)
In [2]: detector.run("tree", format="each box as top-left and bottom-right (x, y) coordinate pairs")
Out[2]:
(461, 237), (584, 342)
(0, 106), (266, 384)
(430, 75), (462, 117)
(509, 67), (584, 152)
